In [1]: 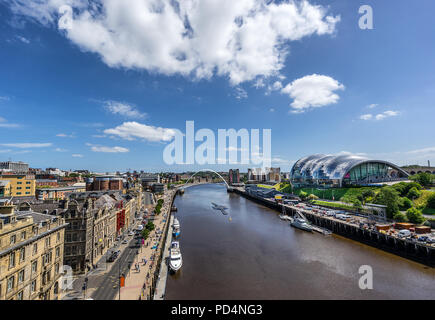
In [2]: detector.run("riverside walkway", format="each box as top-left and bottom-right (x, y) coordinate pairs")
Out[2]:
(118, 189), (176, 300)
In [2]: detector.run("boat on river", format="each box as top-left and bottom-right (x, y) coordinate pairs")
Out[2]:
(169, 241), (182, 273)
(290, 217), (313, 232)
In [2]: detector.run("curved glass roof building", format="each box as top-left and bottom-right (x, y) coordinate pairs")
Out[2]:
(290, 154), (409, 187)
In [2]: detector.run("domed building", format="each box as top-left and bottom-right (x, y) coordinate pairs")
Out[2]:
(290, 154), (409, 188)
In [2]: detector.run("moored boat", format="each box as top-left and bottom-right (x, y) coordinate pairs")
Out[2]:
(169, 241), (182, 273)
(290, 217), (313, 232)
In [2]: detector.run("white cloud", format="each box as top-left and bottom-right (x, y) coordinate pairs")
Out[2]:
(72, 154), (84, 158)
(269, 108), (275, 112)
(360, 114), (373, 120)
(16, 35), (30, 43)
(0, 117), (20, 128)
(0, 96), (10, 101)
(56, 133), (75, 138)
(375, 110), (400, 120)
(367, 103), (378, 109)
(0, 149), (12, 153)
(361, 110), (400, 121)
(407, 147), (435, 155)
(234, 87), (248, 100)
(0, 143), (52, 148)
(104, 122), (176, 142)
(104, 101), (146, 118)
(281, 74), (344, 113)
(7, 0), (339, 86)
(55, 148), (68, 152)
(86, 143), (129, 153)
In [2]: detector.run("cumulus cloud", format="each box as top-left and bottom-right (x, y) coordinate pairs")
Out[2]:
(0, 143), (52, 148)
(281, 74), (344, 113)
(86, 143), (129, 153)
(104, 101), (147, 118)
(104, 121), (176, 142)
(7, 0), (339, 85)
(360, 110), (400, 121)
(367, 103), (378, 109)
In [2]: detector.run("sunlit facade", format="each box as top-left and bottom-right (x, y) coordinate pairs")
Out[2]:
(290, 154), (409, 187)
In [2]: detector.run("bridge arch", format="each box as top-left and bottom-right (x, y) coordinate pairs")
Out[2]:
(183, 169), (229, 188)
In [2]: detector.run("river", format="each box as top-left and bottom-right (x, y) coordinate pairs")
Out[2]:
(165, 184), (435, 299)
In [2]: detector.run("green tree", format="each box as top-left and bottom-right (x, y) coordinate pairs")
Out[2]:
(351, 198), (362, 209)
(361, 190), (375, 203)
(399, 197), (413, 210)
(141, 228), (150, 240)
(426, 193), (435, 209)
(145, 221), (155, 231)
(406, 207), (425, 224)
(410, 173), (432, 187)
(393, 211), (408, 222)
(407, 187), (421, 200)
(374, 186), (400, 219)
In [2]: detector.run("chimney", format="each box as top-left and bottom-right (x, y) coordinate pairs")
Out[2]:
(428, 160), (431, 168)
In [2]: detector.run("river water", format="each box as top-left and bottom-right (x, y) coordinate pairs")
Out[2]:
(165, 184), (435, 300)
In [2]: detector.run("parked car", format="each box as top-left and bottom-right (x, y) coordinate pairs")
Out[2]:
(417, 236), (429, 242)
(398, 229), (411, 238)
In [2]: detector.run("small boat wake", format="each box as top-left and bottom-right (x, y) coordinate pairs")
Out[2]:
(211, 202), (232, 221)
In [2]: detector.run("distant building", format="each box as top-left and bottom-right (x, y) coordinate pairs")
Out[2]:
(291, 154), (410, 188)
(151, 183), (164, 194)
(36, 186), (86, 201)
(0, 174), (36, 198)
(0, 161), (29, 173)
(0, 181), (11, 198)
(85, 176), (123, 192)
(247, 167), (280, 183)
(228, 169), (240, 185)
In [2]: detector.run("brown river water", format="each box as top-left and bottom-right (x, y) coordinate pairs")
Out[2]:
(165, 184), (435, 300)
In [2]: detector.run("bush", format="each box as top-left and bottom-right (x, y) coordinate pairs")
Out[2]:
(393, 211), (408, 222)
(406, 207), (425, 224)
(426, 193), (435, 209)
(299, 191), (308, 201)
(399, 197), (413, 210)
(307, 193), (319, 200)
(407, 187), (421, 200)
(410, 172), (433, 187)
(351, 198), (362, 209)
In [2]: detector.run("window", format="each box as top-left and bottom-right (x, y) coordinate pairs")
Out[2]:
(19, 248), (25, 262)
(7, 276), (14, 292)
(17, 192), (21, 195)
(21, 231), (26, 240)
(26, 181), (30, 184)
(17, 182), (22, 185)
(57, 232), (60, 242)
(18, 270), (25, 283)
(55, 263), (59, 275)
(9, 252), (15, 268)
(72, 233), (78, 242)
(17, 187), (22, 190)
(31, 261), (37, 273)
(45, 237), (50, 248)
(10, 234), (16, 245)
(26, 187), (30, 189)
(31, 280), (36, 292)
(17, 291), (23, 300)
(65, 246), (71, 256)
(33, 243), (38, 255)
(56, 247), (60, 258)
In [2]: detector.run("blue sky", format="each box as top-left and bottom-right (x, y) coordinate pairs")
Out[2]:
(0, 0), (435, 173)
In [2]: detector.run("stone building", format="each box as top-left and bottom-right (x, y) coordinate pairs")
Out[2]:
(0, 200), (67, 300)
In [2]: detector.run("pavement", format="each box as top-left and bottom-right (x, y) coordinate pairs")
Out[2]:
(62, 192), (156, 300)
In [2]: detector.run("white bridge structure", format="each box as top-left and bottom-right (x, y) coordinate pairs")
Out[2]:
(181, 169), (230, 189)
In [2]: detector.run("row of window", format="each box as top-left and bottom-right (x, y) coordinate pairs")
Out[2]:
(9, 230), (61, 246)
(1, 264), (60, 299)
(9, 243), (61, 269)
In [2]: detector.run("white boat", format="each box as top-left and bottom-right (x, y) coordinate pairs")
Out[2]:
(173, 217), (180, 229)
(169, 241), (182, 272)
(290, 217), (313, 232)
(279, 214), (293, 222)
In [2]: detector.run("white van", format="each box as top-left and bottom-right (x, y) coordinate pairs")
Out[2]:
(398, 229), (411, 238)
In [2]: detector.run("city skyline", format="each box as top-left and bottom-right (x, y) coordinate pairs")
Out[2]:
(1, 0), (435, 172)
